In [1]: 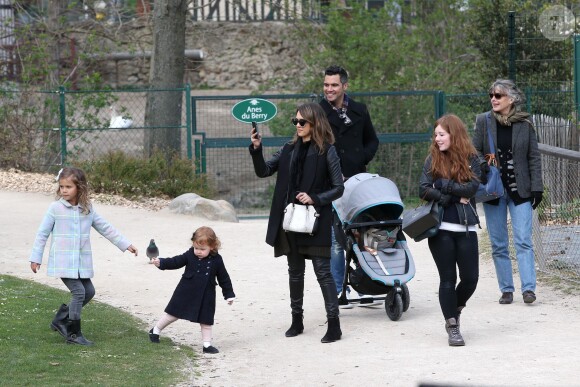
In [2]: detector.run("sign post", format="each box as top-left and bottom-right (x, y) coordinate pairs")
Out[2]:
(231, 98), (277, 123)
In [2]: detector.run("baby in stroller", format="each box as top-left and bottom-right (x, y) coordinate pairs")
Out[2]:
(333, 173), (415, 321)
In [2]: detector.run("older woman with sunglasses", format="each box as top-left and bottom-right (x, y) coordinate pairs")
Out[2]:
(472, 79), (543, 305)
(249, 102), (344, 343)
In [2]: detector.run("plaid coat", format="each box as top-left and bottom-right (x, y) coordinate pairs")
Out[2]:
(29, 198), (131, 278)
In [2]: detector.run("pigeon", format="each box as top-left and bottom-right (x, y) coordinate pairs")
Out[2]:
(146, 239), (159, 263)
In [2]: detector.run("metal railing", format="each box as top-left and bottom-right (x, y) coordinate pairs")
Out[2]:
(0, 86), (192, 170)
(531, 144), (580, 283)
(191, 90), (441, 214)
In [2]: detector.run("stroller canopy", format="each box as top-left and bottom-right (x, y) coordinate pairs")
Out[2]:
(333, 173), (404, 224)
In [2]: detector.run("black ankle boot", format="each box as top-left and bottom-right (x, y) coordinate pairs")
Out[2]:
(50, 304), (69, 338)
(445, 318), (465, 346)
(66, 319), (94, 346)
(285, 313), (304, 337)
(321, 317), (341, 343)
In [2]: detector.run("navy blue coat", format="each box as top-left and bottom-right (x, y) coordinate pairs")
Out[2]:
(159, 249), (235, 325)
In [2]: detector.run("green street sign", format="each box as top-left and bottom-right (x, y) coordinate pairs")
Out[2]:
(231, 98), (277, 123)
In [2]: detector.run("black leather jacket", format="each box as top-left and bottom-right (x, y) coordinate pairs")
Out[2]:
(250, 140), (344, 248)
(419, 155), (481, 232)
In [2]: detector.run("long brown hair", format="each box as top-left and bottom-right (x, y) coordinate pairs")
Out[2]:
(191, 226), (221, 255)
(292, 102), (335, 154)
(429, 114), (477, 182)
(55, 167), (92, 214)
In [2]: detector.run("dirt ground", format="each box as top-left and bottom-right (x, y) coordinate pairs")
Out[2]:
(2, 190), (580, 387)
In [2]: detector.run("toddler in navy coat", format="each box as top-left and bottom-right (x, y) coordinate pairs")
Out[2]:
(148, 226), (235, 354)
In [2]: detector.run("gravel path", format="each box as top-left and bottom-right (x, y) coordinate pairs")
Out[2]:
(0, 169), (170, 211)
(3, 169), (580, 387)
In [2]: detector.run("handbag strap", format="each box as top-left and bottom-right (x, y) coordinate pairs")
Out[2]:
(285, 142), (297, 205)
(485, 112), (498, 166)
(485, 112), (496, 154)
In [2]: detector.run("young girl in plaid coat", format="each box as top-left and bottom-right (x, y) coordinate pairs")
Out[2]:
(29, 167), (138, 345)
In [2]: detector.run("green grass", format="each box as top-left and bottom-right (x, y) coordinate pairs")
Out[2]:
(0, 275), (197, 386)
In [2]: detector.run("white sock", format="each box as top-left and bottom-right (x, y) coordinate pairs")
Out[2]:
(203, 341), (212, 348)
(153, 326), (161, 335)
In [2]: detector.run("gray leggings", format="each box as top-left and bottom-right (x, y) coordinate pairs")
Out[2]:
(61, 278), (95, 320)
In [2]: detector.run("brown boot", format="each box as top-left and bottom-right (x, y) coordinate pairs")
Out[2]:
(445, 318), (465, 346)
(499, 292), (513, 304)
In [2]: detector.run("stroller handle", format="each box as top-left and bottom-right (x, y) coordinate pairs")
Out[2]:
(344, 219), (402, 231)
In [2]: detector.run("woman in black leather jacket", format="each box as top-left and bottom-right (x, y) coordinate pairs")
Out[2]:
(249, 102), (345, 343)
(419, 114), (481, 347)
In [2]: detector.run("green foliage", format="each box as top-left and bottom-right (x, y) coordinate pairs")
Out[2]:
(296, 0), (482, 94)
(78, 151), (216, 199)
(0, 274), (197, 386)
(465, 0), (575, 117)
(268, 100), (302, 137)
(554, 198), (580, 223)
(466, 0), (573, 83)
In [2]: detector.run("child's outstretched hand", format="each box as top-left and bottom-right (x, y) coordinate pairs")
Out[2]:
(30, 262), (40, 273)
(226, 297), (235, 305)
(151, 258), (160, 267)
(127, 245), (138, 256)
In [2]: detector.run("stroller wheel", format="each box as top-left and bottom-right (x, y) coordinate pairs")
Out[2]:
(401, 283), (410, 312)
(385, 289), (403, 321)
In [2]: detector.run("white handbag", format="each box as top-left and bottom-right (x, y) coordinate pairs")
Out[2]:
(282, 203), (320, 235)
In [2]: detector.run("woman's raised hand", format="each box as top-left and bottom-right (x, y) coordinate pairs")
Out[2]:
(251, 128), (262, 149)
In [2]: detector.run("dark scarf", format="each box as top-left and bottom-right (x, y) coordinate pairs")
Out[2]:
(289, 138), (311, 202)
(327, 93), (350, 116)
(493, 106), (530, 126)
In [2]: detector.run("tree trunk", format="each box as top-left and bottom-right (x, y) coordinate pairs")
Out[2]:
(144, 0), (187, 157)
(47, 0), (67, 86)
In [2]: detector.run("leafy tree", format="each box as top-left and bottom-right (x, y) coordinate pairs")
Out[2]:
(466, 0), (576, 117)
(297, 0), (481, 93)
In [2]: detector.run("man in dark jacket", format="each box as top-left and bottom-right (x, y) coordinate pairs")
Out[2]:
(320, 65), (379, 307)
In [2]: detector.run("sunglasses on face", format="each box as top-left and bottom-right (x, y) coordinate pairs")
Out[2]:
(489, 93), (506, 100)
(291, 118), (311, 126)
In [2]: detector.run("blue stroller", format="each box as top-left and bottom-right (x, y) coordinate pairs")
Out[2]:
(332, 173), (416, 321)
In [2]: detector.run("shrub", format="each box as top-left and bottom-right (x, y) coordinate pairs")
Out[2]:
(78, 150), (216, 199)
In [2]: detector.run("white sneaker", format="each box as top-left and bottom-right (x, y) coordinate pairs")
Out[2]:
(338, 291), (354, 309)
(358, 294), (383, 307)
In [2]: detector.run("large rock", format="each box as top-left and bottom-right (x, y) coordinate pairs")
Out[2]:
(166, 193), (239, 223)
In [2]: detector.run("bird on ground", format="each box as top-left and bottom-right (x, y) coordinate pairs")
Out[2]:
(146, 239), (159, 263)
(109, 106), (133, 129)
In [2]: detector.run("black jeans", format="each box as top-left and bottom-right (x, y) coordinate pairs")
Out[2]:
(287, 250), (339, 319)
(428, 230), (479, 320)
